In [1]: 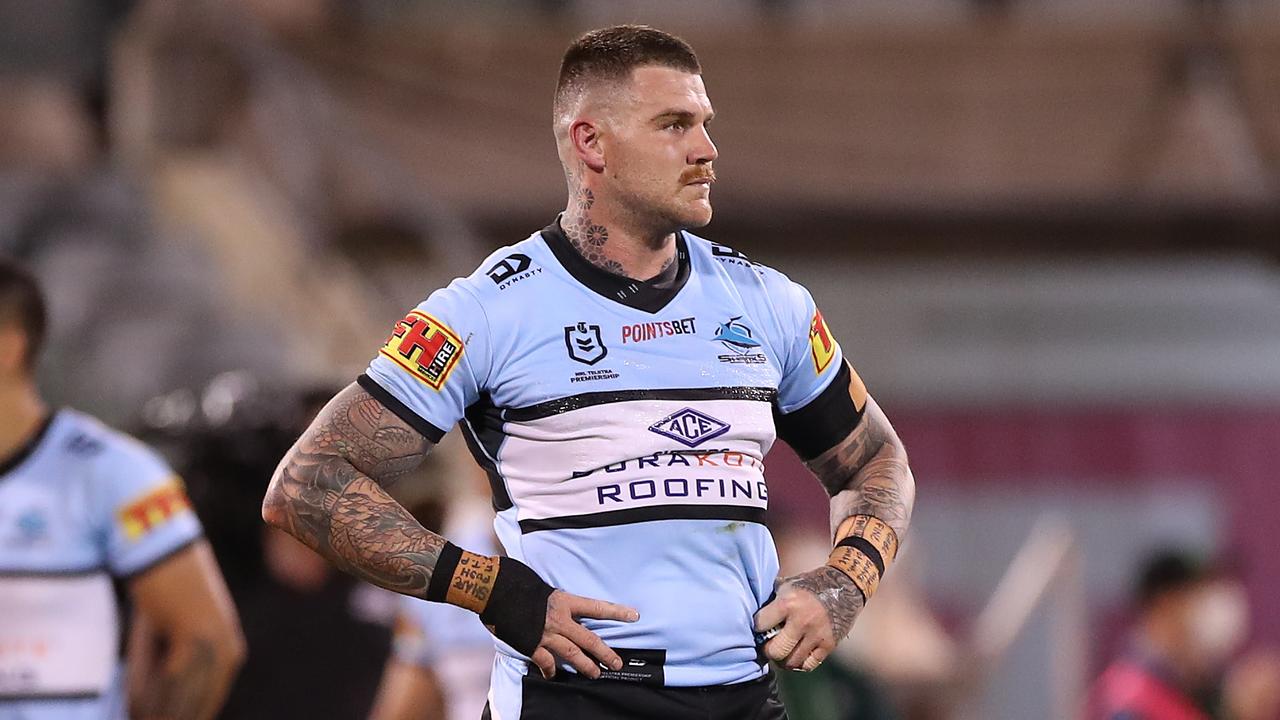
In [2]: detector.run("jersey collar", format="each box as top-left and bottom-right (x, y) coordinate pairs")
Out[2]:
(540, 217), (691, 314)
(0, 411), (57, 479)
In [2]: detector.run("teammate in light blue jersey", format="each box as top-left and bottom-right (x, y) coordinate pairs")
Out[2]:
(265, 25), (916, 720)
(0, 259), (245, 720)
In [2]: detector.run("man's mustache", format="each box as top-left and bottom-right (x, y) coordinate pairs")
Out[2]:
(681, 167), (717, 184)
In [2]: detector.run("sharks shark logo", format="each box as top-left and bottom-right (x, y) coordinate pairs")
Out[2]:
(713, 317), (759, 355)
(713, 317), (765, 365)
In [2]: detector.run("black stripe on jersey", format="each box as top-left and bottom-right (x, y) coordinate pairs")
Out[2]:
(541, 219), (691, 314)
(504, 386), (778, 423)
(773, 361), (864, 461)
(461, 393), (515, 511)
(518, 504), (766, 533)
(0, 691), (103, 701)
(0, 566), (105, 578)
(357, 374), (448, 444)
(0, 411), (56, 479)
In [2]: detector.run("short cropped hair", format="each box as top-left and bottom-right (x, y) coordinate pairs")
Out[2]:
(554, 25), (701, 123)
(0, 257), (47, 371)
(1135, 549), (1207, 609)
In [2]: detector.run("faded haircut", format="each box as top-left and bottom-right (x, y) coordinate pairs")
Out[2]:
(553, 25), (701, 127)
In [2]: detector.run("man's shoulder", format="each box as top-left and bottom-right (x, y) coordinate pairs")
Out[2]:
(49, 410), (170, 482)
(683, 231), (796, 293)
(448, 231), (556, 305)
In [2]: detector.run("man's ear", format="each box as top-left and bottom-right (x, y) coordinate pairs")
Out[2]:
(569, 119), (607, 174)
(0, 326), (27, 376)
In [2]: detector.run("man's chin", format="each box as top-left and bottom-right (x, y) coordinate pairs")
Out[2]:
(677, 204), (713, 229)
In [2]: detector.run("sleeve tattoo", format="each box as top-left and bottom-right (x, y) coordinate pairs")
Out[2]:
(783, 396), (916, 639)
(262, 383), (444, 597)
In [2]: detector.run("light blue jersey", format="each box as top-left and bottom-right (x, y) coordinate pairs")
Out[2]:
(0, 410), (202, 719)
(361, 220), (845, 692)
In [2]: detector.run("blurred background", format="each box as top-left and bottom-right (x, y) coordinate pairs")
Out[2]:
(4, 0), (1280, 718)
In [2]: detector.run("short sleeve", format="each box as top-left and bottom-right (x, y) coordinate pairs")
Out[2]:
(361, 280), (491, 443)
(769, 276), (869, 460)
(101, 441), (202, 578)
(773, 278), (845, 413)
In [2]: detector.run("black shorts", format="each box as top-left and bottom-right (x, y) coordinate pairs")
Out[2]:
(481, 671), (789, 720)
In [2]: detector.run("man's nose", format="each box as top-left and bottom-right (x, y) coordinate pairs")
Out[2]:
(690, 125), (718, 164)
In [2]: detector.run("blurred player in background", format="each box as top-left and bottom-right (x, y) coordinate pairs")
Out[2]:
(263, 25), (914, 719)
(163, 380), (394, 719)
(371, 453), (498, 720)
(0, 257), (245, 719)
(1087, 549), (1280, 720)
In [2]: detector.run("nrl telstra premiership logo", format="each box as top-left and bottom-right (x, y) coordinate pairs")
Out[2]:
(648, 408), (731, 448)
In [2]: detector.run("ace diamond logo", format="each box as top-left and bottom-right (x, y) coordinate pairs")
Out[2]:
(649, 408), (731, 448)
(565, 322), (608, 365)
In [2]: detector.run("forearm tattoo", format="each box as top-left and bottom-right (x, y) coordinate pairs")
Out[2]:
(263, 383), (443, 597)
(809, 397), (914, 539)
(781, 396), (915, 636)
(562, 187), (625, 275)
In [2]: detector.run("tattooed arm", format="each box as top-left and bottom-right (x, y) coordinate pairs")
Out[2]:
(127, 541), (245, 720)
(263, 382), (639, 679)
(261, 382), (443, 597)
(757, 395), (915, 671)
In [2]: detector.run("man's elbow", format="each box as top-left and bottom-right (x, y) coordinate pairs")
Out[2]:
(207, 600), (248, 674)
(184, 624), (247, 686)
(224, 625), (248, 672)
(260, 464), (292, 529)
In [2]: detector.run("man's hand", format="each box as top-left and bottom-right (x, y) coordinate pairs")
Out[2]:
(529, 590), (640, 680)
(755, 566), (864, 672)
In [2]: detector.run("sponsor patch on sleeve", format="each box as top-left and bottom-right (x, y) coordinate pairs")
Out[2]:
(379, 310), (464, 390)
(808, 309), (838, 374)
(117, 479), (192, 541)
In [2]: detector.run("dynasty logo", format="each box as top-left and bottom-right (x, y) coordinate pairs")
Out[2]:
(710, 244), (761, 269)
(486, 253), (541, 290)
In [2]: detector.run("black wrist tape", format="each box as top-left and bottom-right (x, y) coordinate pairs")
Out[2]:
(478, 557), (555, 657)
(425, 542), (463, 603)
(835, 535), (886, 576)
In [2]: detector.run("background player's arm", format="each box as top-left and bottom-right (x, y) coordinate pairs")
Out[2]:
(127, 541), (246, 720)
(261, 382), (445, 595)
(369, 659), (446, 720)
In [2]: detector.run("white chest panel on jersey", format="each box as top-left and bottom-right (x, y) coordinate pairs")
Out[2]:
(0, 574), (117, 697)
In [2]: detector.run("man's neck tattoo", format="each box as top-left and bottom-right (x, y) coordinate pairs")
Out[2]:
(563, 188), (624, 275)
